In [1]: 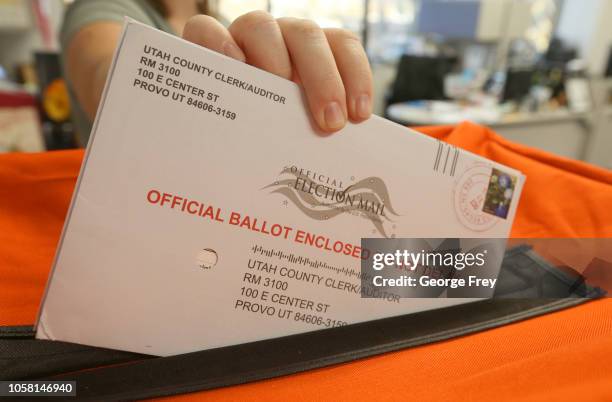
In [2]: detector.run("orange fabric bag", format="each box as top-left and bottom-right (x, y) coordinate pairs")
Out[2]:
(1, 122), (611, 401)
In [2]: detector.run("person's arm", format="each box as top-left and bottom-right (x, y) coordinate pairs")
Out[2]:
(64, 21), (123, 121)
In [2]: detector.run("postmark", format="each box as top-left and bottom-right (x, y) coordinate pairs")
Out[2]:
(453, 164), (497, 231)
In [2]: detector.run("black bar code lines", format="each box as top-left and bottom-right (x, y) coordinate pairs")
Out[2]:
(250, 244), (362, 279)
(434, 142), (460, 176)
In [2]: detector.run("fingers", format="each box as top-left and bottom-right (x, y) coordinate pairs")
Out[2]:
(278, 17), (347, 133)
(324, 28), (373, 122)
(182, 15), (246, 62)
(228, 11), (293, 80)
(184, 13), (373, 133)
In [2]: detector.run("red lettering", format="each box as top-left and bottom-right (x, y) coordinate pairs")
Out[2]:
(229, 212), (241, 225)
(147, 189), (160, 204)
(171, 196), (182, 209)
(186, 200), (199, 214)
(160, 192), (171, 206)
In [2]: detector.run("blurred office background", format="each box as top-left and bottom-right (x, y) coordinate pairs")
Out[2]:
(0, 0), (611, 168)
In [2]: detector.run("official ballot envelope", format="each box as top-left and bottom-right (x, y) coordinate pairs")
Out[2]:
(36, 19), (525, 356)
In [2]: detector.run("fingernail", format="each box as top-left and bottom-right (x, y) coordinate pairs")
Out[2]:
(356, 94), (371, 119)
(222, 41), (246, 62)
(324, 102), (345, 131)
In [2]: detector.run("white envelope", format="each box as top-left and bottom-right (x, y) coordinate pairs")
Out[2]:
(36, 19), (525, 356)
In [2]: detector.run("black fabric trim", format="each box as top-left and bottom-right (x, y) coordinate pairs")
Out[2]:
(47, 299), (595, 402)
(0, 326), (35, 338)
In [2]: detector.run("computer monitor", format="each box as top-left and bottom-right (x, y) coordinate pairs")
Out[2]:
(386, 55), (457, 107)
(502, 68), (534, 103)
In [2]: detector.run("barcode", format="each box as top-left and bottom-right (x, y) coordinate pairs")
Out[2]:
(250, 244), (364, 279)
(433, 142), (459, 176)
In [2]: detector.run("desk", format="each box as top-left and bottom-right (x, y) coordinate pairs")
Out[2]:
(387, 101), (593, 162)
(490, 110), (592, 161)
(386, 101), (501, 125)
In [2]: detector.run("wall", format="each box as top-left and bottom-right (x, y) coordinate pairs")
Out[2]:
(556, 0), (612, 76)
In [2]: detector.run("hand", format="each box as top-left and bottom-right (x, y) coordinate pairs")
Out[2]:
(182, 11), (373, 133)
